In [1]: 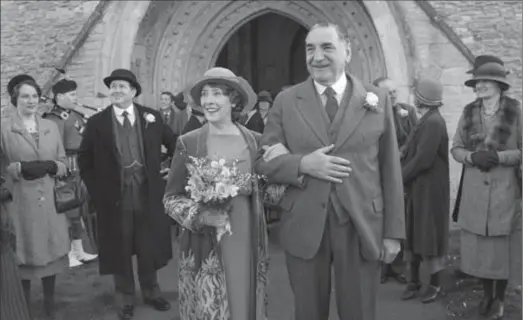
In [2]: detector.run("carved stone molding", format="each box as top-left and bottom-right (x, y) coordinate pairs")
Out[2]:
(136, 0), (388, 106)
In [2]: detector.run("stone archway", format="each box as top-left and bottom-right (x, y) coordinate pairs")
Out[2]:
(97, 1), (411, 107)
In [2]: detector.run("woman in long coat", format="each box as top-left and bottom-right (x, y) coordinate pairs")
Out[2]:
(164, 67), (268, 320)
(452, 57), (521, 320)
(401, 78), (450, 303)
(1, 76), (69, 317)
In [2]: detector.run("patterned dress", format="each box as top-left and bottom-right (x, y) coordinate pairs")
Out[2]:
(164, 126), (268, 320)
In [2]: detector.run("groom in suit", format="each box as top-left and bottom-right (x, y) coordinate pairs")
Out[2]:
(78, 69), (176, 320)
(256, 23), (405, 320)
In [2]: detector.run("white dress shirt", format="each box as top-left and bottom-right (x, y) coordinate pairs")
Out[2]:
(313, 74), (348, 107)
(113, 104), (136, 126)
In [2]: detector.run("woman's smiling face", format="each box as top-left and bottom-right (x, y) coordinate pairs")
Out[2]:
(17, 83), (40, 116)
(200, 84), (234, 124)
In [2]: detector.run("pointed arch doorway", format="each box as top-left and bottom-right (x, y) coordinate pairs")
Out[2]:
(215, 12), (308, 97)
(128, 1), (394, 107)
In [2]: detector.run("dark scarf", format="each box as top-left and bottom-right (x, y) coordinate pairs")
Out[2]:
(461, 95), (520, 151)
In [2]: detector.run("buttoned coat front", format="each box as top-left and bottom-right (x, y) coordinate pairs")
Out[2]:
(0, 114), (69, 266)
(452, 96), (522, 236)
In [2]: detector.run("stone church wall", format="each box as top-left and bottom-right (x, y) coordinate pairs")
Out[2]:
(0, 0), (101, 109)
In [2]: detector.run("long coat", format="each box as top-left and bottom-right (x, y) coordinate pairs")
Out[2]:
(401, 108), (450, 257)
(78, 104), (176, 275)
(0, 114), (70, 266)
(451, 96), (522, 236)
(255, 74), (405, 262)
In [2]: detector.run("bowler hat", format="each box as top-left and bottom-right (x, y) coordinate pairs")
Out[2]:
(415, 78), (443, 107)
(257, 90), (273, 103)
(464, 62), (510, 89)
(52, 79), (77, 96)
(7, 74), (35, 97)
(190, 67), (256, 111)
(466, 55), (505, 74)
(103, 69), (142, 97)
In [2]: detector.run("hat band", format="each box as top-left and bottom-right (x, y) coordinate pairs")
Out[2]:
(416, 91), (441, 106)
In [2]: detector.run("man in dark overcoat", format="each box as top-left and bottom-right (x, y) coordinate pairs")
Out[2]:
(78, 69), (176, 320)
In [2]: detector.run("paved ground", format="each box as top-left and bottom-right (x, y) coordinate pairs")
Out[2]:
(90, 229), (447, 320)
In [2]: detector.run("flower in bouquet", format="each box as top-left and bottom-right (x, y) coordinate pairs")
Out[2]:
(185, 156), (253, 242)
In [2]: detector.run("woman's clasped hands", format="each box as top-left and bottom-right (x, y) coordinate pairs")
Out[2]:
(6, 161), (68, 181)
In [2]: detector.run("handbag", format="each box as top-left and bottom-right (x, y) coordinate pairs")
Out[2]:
(54, 172), (84, 214)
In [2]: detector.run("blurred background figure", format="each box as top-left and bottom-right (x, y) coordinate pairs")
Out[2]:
(43, 74), (99, 268)
(244, 90), (273, 133)
(400, 78), (449, 303)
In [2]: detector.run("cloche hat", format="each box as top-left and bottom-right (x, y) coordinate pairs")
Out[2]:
(7, 74), (35, 97)
(466, 55), (505, 74)
(415, 78), (443, 107)
(464, 61), (510, 89)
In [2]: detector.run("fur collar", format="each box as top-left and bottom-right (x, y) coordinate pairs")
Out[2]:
(462, 96), (521, 151)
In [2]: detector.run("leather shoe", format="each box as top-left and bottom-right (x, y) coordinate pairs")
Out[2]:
(144, 297), (171, 311)
(118, 305), (134, 320)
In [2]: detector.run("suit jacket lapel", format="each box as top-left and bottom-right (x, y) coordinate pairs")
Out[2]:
(106, 106), (123, 167)
(134, 105), (149, 169)
(295, 78), (330, 145)
(334, 74), (368, 149)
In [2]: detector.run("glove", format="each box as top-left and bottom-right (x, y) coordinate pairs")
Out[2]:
(20, 161), (58, 180)
(470, 150), (499, 172)
(41, 160), (58, 176)
(20, 161), (49, 180)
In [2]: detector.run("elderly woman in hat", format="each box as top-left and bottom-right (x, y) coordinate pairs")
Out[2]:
(1, 74), (69, 317)
(400, 78), (450, 303)
(163, 67), (268, 320)
(452, 56), (521, 319)
(244, 90), (273, 133)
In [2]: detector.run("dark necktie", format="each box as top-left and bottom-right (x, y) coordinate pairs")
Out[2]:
(122, 111), (132, 130)
(324, 87), (338, 122)
(163, 111), (170, 123)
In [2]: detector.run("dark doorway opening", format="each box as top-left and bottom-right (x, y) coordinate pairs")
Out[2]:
(215, 12), (308, 98)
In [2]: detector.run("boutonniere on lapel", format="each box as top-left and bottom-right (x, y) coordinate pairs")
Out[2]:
(363, 92), (381, 113)
(144, 112), (156, 128)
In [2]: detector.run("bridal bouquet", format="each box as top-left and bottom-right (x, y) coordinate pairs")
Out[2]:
(185, 156), (253, 242)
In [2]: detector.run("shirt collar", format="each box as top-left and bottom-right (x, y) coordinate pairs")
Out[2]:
(314, 74), (347, 96)
(113, 103), (135, 117)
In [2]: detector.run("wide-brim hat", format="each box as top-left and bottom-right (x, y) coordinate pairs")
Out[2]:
(7, 74), (35, 96)
(464, 62), (510, 89)
(466, 55), (505, 74)
(103, 69), (141, 97)
(415, 78), (443, 107)
(190, 67), (256, 111)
